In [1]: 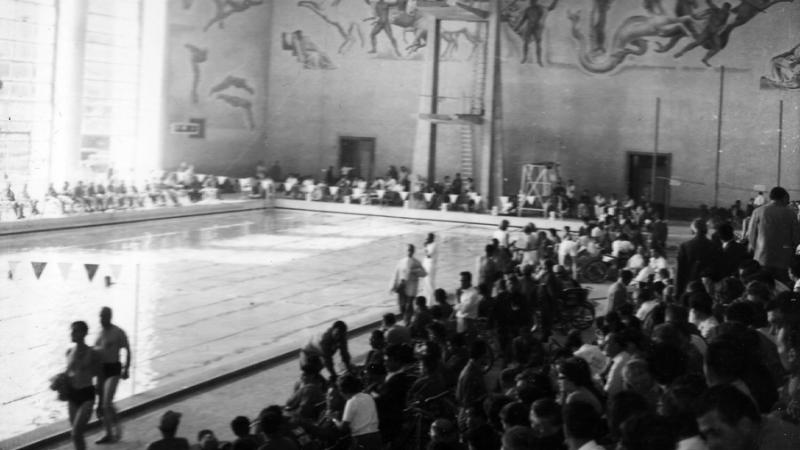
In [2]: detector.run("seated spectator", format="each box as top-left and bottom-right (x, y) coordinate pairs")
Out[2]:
(657, 374), (707, 450)
(529, 398), (565, 450)
(433, 288), (454, 321)
(557, 357), (604, 415)
(428, 418), (463, 450)
(563, 401), (603, 450)
(146, 410), (189, 450)
(334, 374), (381, 450)
(499, 401), (530, 430)
(617, 413), (677, 450)
(602, 330), (635, 399)
(611, 234), (635, 259)
(409, 296), (433, 339)
(695, 384), (800, 450)
(382, 313), (411, 346)
(284, 366), (326, 422)
(604, 390), (649, 445)
(775, 321), (800, 424)
(463, 403), (501, 450)
(689, 292), (719, 339)
(258, 409), (299, 450)
(190, 429), (219, 450)
(230, 416), (263, 450)
(621, 359), (660, 409)
(501, 425), (536, 450)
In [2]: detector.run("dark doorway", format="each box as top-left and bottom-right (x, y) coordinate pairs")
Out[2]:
(627, 152), (671, 211)
(339, 136), (375, 180)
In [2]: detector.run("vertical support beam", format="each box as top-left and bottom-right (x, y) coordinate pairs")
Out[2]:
(778, 99), (783, 186)
(136, 0), (168, 181)
(411, 18), (441, 185)
(651, 97), (660, 203)
(480, 0), (502, 208)
(51, 0), (88, 183)
(713, 66), (724, 208)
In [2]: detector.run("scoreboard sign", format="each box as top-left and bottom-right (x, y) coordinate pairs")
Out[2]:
(170, 118), (205, 138)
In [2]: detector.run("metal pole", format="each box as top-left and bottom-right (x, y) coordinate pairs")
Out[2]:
(714, 66), (725, 208)
(651, 97), (660, 203)
(131, 263), (140, 397)
(778, 99), (783, 186)
(427, 19), (440, 184)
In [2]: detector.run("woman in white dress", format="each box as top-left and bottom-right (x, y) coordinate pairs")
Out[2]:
(422, 233), (437, 300)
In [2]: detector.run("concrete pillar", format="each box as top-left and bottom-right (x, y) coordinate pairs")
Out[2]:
(411, 19), (440, 184)
(50, 0), (88, 183)
(479, 0), (503, 208)
(135, 0), (169, 181)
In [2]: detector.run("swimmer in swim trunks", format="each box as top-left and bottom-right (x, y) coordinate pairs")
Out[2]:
(94, 307), (131, 444)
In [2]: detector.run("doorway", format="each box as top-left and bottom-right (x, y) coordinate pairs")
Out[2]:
(339, 136), (375, 180)
(627, 152), (671, 211)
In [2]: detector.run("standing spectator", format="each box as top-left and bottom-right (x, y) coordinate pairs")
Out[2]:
(748, 186), (800, 285)
(300, 321), (352, 382)
(63, 321), (101, 450)
(605, 270), (633, 316)
(408, 296), (433, 339)
(676, 219), (721, 298)
(94, 307), (131, 444)
(389, 244), (427, 324)
(754, 191), (766, 207)
(268, 161), (282, 182)
(537, 259), (560, 341)
(601, 331), (634, 399)
(146, 411), (190, 450)
(718, 222), (750, 279)
(476, 244), (501, 287)
(422, 233), (438, 300)
(454, 271), (480, 334)
(650, 213), (668, 250)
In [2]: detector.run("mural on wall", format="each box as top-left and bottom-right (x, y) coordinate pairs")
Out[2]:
(204, 0), (265, 32)
(216, 94), (255, 129)
(209, 75), (255, 95)
(298, 1), (365, 54)
(440, 27), (484, 60)
(566, 0), (795, 74)
(760, 43), (800, 90)
(282, 30), (336, 69)
(185, 43), (208, 103)
(514, 0), (559, 65)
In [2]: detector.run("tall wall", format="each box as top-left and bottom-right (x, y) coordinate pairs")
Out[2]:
(164, 0), (800, 207)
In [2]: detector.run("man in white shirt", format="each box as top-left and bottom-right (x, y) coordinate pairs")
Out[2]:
(493, 219), (511, 248)
(390, 244), (427, 324)
(602, 330), (634, 399)
(611, 234), (635, 258)
(454, 271), (480, 333)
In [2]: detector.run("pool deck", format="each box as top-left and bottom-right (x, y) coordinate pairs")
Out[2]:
(1, 198), (595, 450)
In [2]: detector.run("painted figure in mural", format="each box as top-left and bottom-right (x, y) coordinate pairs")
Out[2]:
(673, 0), (731, 66)
(184, 44), (208, 104)
(761, 43), (800, 90)
(589, 0), (614, 54)
(514, 0), (559, 66)
(652, 0), (700, 54)
(282, 30), (336, 69)
(440, 27), (484, 60)
(209, 75), (255, 95)
(719, 0), (795, 48)
(643, 0), (666, 14)
(366, 0), (403, 57)
(204, 0), (265, 32)
(568, 9), (697, 74)
(216, 94), (255, 130)
(298, 1), (364, 54)
(182, 0), (195, 9)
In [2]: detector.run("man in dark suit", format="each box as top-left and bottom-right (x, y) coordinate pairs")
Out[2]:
(372, 343), (416, 449)
(676, 219), (721, 298)
(748, 186), (800, 285)
(717, 222), (750, 279)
